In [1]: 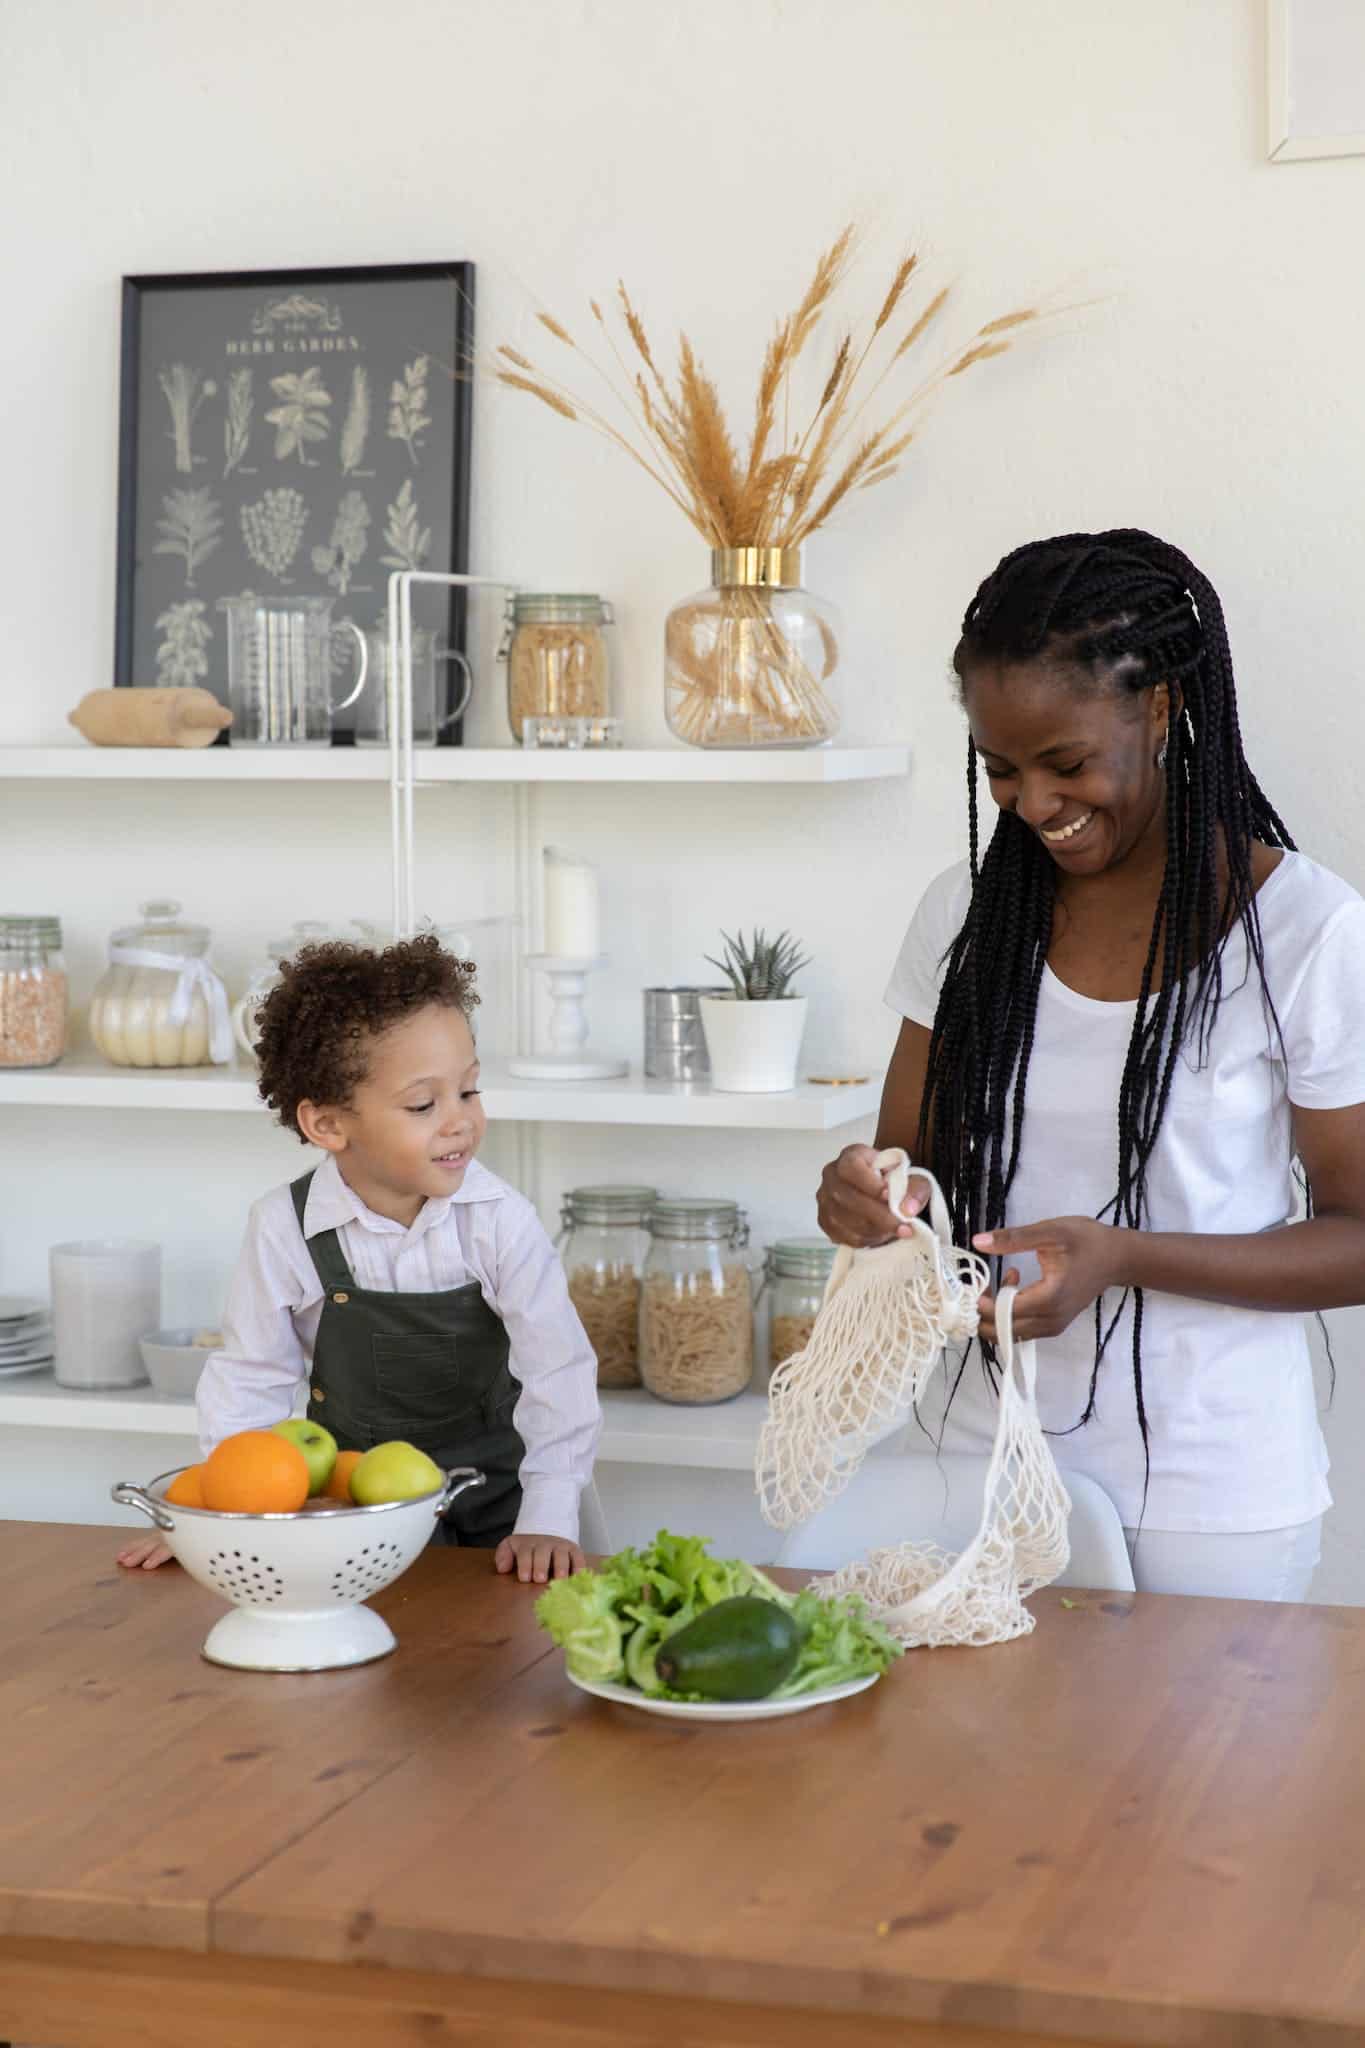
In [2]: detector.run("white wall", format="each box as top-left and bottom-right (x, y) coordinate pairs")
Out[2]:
(4, 0), (1364, 1597)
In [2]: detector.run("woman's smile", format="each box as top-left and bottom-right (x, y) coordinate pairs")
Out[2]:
(1040, 806), (1096, 848)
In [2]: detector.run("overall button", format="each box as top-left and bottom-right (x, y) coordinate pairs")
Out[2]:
(311, 1386), (326, 1402)
(332, 1291), (349, 1305)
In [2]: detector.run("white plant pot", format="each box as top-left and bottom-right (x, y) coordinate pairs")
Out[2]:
(700, 995), (808, 1093)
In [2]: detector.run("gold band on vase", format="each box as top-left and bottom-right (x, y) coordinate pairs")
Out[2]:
(710, 546), (803, 590)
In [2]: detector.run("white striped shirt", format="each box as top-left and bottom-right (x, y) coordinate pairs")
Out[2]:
(196, 1154), (601, 1540)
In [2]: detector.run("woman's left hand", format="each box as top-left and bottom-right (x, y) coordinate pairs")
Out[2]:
(972, 1216), (1124, 1345)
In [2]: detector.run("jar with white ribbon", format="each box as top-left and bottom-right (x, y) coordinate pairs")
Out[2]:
(89, 900), (232, 1068)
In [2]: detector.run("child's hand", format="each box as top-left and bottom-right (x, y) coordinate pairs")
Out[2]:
(117, 1534), (176, 1571)
(494, 1533), (585, 1584)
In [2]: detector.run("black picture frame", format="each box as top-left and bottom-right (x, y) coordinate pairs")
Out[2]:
(115, 261), (475, 744)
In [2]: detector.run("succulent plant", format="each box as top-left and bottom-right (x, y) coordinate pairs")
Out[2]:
(705, 927), (810, 1001)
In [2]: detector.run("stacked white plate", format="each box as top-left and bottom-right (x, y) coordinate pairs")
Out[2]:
(0, 1296), (54, 1377)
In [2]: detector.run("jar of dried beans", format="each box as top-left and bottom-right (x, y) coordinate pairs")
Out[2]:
(639, 1198), (755, 1406)
(0, 917), (67, 1069)
(500, 593), (615, 744)
(558, 1184), (658, 1390)
(762, 1236), (837, 1378)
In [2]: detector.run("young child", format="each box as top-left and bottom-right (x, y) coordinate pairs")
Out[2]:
(118, 936), (601, 1584)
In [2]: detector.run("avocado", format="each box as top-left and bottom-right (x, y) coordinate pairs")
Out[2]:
(654, 1595), (803, 1700)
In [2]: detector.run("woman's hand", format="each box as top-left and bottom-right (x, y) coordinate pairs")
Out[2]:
(817, 1144), (930, 1248)
(973, 1217), (1123, 1344)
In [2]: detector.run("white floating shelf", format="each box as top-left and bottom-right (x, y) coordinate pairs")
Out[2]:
(0, 1055), (881, 1129)
(0, 1377), (767, 1470)
(0, 743), (910, 785)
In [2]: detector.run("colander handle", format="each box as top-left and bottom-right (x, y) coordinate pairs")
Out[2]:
(437, 1466), (486, 1514)
(111, 1481), (176, 1531)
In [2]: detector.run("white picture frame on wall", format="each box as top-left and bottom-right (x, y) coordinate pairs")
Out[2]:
(1268, 0), (1365, 162)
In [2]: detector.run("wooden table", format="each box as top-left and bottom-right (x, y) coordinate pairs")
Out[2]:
(3, 1527), (1365, 2048)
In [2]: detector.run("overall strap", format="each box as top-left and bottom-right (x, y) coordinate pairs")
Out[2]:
(290, 1169), (358, 1293)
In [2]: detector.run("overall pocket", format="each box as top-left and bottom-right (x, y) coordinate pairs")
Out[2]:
(371, 1332), (488, 1439)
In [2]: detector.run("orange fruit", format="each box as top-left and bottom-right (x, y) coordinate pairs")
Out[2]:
(323, 1449), (365, 1502)
(201, 1430), (310, 1514)
(165, 1464), (205, 1507)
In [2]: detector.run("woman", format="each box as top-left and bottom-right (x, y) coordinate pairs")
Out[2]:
(819, 529), (1365, 1600)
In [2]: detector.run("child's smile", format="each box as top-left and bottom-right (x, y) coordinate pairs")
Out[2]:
(300, 1003), (487, 1227)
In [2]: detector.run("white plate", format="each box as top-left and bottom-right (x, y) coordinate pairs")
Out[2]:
(0, 1295), (45, 1324)
(0, 1356), (53, 1377)
(565, 1669), (880, 1722)
(0, 1322), (49, 1346)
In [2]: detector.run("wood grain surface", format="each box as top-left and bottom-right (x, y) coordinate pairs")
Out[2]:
(4, 1521), (1365, 2046)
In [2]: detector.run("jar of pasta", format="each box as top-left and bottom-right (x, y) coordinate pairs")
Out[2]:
(762, 1237), (837, 1377)
(0, 917), (67, 1069)
(639, 1198), (755, 1406)
(558, 1184), (658, 1390)
(500, 593), (615, 744)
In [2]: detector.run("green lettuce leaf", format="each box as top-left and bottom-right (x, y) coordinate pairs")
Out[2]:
(535, 1567), (627, 1683)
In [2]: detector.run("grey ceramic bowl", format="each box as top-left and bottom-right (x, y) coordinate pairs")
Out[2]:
(138, 1328), (217, 1402)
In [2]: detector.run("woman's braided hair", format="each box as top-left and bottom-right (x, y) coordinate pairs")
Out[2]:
(919, 529), (1294, 1468)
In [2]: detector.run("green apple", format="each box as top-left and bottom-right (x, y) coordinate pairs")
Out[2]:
(350, 1440), (444, 1506)
(271, 1418), (338, 1496)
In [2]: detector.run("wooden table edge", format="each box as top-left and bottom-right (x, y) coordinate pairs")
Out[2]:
(0, 1932), (1203, 2048)
(196, 1907), (1365, 2048)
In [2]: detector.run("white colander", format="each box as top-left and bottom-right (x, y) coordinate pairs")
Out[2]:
(112, 1464), (485, 1672)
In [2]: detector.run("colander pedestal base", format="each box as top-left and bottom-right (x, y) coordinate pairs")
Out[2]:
(202, 1601), (397, 1672)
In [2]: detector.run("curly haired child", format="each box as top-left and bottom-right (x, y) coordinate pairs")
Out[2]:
(118, 935), (600, 1583)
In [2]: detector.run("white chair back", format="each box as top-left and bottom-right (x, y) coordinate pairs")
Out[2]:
(774, 1451), (1135, 1593)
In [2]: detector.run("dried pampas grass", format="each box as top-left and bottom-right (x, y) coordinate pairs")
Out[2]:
(497, 226), (1055, 549)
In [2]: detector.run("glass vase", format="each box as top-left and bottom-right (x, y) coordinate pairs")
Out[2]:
(664, 547), (840, 749)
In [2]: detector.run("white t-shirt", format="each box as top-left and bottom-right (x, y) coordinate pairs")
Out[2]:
(885, 850), (1365, 1533)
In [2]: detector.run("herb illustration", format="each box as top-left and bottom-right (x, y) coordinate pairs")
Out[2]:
(264, 367), (332, 465)
(154, 488), (223, 587)
(379, 478), (430, 571)
(159, 364), (216, 474)
(340, 365), (371, 474)
(154, 599), (212, 686)
(223, 368), (254, 479)
(240, 487), (308, 579)
(311, 490), (370, 594)
(387, 355), (430, 464)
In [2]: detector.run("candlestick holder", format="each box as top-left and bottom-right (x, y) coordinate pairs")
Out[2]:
(507, 956), (628, 1081)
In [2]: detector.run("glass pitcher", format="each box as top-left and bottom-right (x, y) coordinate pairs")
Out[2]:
(352, 623), (473, 748)
(218, 594), (368, 747)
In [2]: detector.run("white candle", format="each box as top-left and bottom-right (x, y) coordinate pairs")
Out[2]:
(543, 846), (600, 959)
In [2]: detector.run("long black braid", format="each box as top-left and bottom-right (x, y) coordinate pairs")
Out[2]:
(918, 529), (1295, 1486)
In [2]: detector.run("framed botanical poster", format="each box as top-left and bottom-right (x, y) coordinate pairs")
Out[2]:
(115, 261), (475, 742)
(1268, 0), (1365, 162)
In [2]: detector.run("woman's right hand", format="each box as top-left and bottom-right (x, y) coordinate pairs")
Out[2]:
(817, 1144), (930, 1248)
(117, 1534), (175, 1570)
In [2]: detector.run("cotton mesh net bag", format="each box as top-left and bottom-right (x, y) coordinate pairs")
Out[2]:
(756, 1151), (984, 1530)
(756, 1148), (1072, 1649)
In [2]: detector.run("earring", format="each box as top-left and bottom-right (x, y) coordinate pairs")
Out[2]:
(1157, 737), (1168, 769)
